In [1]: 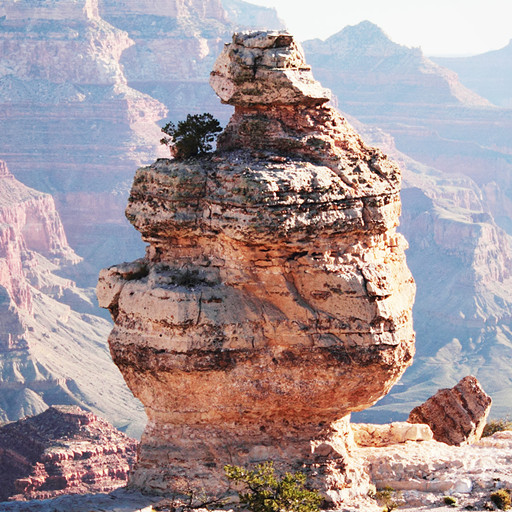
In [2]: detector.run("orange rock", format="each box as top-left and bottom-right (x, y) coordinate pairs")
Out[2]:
(98, 30), (415, 508)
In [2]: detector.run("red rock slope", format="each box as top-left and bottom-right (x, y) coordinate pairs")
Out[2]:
(0, 405), (137, 502)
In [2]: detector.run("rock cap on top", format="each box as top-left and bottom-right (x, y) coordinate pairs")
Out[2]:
(210, 30), (331, 106)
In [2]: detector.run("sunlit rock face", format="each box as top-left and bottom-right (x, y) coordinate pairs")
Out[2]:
(98, 31), (415, 507)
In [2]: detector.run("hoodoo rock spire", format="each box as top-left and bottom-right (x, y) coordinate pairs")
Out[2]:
(97, 30), (415, 509)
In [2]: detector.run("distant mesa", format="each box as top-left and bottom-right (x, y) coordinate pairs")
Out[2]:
(302, 20), (491, 107)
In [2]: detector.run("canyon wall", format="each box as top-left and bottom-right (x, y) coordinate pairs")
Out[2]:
(0, 160), (145, 435)
(435, 40), (512, 108)
(0, 0), (167, 277)
(0, 405), (137, 501)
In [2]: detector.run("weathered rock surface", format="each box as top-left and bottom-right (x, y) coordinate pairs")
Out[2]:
(0, 405), (137, 502)
(408, 376), (492, 446)
(98, 31), (415, 508)
(2, 430), (512, 511)
(210, 31), (331, 106)
(360, 430), (512, 510)
(351, 422), (433, 447)
(0, 160), (145, 435)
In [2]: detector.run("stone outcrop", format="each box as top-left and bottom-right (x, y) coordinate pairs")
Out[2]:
(351, 422), (433, 447)
(2, 430), (512, 511)
(98, 31), (415, 507)
(0, 405), (137, 501)
(0, 160), (145, 435)
(408, 376), (492, 446)
(360, 430), (512, 510)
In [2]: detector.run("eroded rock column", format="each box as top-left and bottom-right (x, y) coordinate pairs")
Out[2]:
(97, 31), (415, 507)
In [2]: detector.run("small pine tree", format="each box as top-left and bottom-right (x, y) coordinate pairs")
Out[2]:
(224, 461), (322, 512)
(160, 113), (222, 159)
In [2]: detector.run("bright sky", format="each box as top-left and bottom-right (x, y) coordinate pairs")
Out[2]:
(247, 0), (512, 56)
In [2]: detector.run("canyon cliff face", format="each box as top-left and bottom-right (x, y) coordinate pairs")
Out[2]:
(0, 0), (167, 276)
(0, 405), (137, 502)
(98, 0), (233, 127)
(98, 31), (415, 507)
(0, 160), (144, 435)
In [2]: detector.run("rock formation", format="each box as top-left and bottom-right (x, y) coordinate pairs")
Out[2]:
(2, 430), (512, 511)
(0, 405), (137, 501)
(98, 31), (415, 507)
(351, 422), (433, 447)
(360, 430), (512, 509)
(0, 160), (145, 435)
(408, 376), (492, 446)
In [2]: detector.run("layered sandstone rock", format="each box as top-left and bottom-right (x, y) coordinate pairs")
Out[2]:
(408, 376), (492, 446)
(0, 405), (137, 501)
(98, 31), (415, 507)
(360, 431), (512, 509)
(351, 422), (433, 447)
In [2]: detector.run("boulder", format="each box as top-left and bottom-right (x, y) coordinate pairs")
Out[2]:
(408, 375), (492, 445)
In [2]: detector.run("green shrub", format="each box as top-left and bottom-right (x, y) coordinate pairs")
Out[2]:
(491, 490), (512, 510)
(375, 485), (403, 511)
(443, 495), (458, 507)
(224, 461), (322, 512)
(160, 113), (222, 159)
(482, 419), (512, 438)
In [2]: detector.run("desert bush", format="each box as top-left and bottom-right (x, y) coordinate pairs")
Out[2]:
(491, 489), (512, 510)
(443, 495), (458, 507)
(375, 485), (403, 511)
(224, 461), (322, 512)
(160, 113), (222, 159)
(482, 419), (512, 438)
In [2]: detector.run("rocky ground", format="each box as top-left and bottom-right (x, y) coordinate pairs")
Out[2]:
(1, 429), (511, 511)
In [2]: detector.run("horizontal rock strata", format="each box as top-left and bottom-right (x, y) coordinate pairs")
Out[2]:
(0, 405), (137, 501)
(98, 30), (415, 508)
